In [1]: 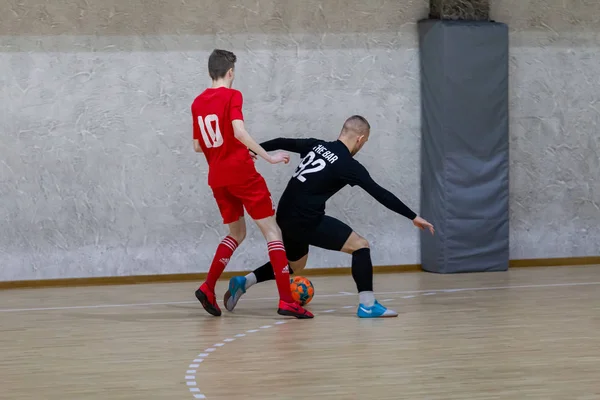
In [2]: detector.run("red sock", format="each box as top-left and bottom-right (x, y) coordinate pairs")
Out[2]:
(267, 241), (294, 303)
(204, 236), (238, 292)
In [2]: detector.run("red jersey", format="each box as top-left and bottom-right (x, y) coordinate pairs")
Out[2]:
(191, 87), (258, 188)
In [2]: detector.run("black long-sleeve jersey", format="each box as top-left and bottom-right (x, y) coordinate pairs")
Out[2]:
(260, 137), (417, 230)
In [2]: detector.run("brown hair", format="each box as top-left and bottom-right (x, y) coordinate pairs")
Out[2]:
(208, 49), (237, 80)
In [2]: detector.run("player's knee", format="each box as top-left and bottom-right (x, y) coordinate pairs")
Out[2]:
(227, 216), (247, 244)
(342, 232), (370, 254)
(354, 236), (369, 251)
(264, 228), (281, 243)
(262, 223), (283, 243)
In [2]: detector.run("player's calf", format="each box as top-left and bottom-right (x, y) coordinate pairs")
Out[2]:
(347, 236), (398, 318)
(196, 218), (246, 316)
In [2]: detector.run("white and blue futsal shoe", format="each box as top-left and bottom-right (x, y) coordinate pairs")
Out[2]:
(223, 276), (247, 312)
(356, 300), (398, 318)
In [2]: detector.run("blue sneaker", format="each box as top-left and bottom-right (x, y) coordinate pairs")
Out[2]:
(356, 300), (398, 318)
(223, 276), (247, 312)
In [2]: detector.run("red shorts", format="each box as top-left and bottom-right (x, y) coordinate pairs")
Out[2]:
(211, 173), (275, 224)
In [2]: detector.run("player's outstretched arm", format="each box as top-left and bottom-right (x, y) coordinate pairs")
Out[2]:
(358, 175), (417, 220)
(232, 120), (289, 164)
(345, 162), (434, 234)
(259, 138), (319, 154)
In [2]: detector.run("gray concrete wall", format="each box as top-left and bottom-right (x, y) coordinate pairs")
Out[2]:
(1, 0), (598, 280)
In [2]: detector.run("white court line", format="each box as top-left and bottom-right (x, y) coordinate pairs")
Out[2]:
(0, 300), (195, 313)
(183, 299), (404, 399)
(2, 280), (600, 313)
(375, 281), (600, 295)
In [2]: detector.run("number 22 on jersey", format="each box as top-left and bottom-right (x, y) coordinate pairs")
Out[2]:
(293, 151), (326, 182)
(198, 114), (223, 148)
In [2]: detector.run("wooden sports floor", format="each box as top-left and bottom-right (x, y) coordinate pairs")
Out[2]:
(2, 265), (600, 400)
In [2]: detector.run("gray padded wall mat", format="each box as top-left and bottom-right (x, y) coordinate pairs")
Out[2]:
(418, 20), (509, 273)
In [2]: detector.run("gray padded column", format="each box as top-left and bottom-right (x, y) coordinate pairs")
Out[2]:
(418, 20), (509, 273)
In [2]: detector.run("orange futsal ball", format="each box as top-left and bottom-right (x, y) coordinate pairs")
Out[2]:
(290, 276), (315, 306)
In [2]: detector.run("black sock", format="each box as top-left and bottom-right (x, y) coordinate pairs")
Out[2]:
(351, 248), (373, 292)
(253, 262), (295, 283)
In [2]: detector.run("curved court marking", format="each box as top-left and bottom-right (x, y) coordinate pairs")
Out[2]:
(184, 292), (437, 399)
(2, 280), (599, 313)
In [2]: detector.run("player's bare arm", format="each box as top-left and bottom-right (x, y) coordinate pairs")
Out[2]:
(193, 139), (203, 153)
(232, 120), (290, 164)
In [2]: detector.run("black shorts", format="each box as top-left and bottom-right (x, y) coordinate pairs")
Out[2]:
(276, 215), (353, 262)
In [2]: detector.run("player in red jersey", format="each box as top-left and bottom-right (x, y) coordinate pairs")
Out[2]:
(191, 49), (313, 319)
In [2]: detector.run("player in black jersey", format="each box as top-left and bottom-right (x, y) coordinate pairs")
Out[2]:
(223, 115), (434, 318)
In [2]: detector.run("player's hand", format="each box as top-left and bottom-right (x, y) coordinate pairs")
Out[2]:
(249, 150), (257, 162)
(413, 216), (435, 235)
(268, 151), (290, 164)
